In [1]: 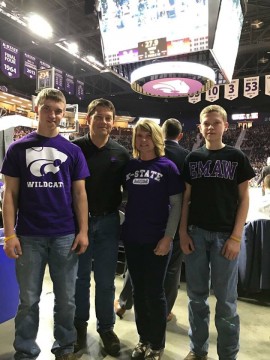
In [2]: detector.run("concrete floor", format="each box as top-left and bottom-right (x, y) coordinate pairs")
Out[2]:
(0, 268), (269, 360)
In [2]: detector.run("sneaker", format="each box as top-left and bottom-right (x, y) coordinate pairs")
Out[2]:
(131, 342), (149, 359)
(114, 299), (126, 319)
(144, 348), (164, 360)
(99, 330), (120, 356)
(55, 353), (77, 360)
(184, 351), (208, 360)
(74, 322), (87, 353)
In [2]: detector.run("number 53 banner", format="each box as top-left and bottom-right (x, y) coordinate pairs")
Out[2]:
(244, 76), (259, 98)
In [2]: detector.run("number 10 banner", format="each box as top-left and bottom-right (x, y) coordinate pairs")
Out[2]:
(243, 76), (259, 98)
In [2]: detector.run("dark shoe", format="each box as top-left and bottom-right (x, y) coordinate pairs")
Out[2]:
(74, 323), (87, 353)
(131, 342), (149, 359)
(114, 299), (126, 319)
(184, 351), (208, 360)
(99, 330), (120, 356)
(55, 353), (77, 360)
(144, 348), (164, 360)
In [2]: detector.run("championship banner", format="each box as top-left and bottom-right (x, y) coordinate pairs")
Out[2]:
(224, 79), (239, 100)
(265, 75), (270, 96)
(23, 52), (37, 79)
(188, 93), (201, 104)
(0, 40), (20, 79)
(38, 59), (51, 69)
(54, 68), (64, 90)
(243, 76), (259, 98)
(65, 73), (74, 95)
(76, 80), (84, 100)
(205, 85), (219, 102)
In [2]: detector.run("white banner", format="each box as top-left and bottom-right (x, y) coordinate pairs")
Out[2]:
(188, 93), (201, 104)
(224, 79), (239, 100)
(205, 85), (219, 102)
(243, 76), (259, 98)
(265, 75), (270, 96)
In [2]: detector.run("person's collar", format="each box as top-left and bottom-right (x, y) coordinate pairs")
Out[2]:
(165, 139), (178, 144)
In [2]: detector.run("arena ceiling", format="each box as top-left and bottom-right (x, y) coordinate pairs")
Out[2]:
(0, 0), (270, 120)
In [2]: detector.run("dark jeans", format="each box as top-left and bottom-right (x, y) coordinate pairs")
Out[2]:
(119, 238), (183, 314)
(124, 242), (170, 350)
(75, 212), (120, 333)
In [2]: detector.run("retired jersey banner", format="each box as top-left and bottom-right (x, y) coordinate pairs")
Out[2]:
(23, 52), (37, 79)
(55, 68), (64, 90)
(0, 40), (20, 78)
(65, 73), (74, 95)
(244, 76), (259, 98)
(188, 93), (201, 104)
(265, 75), (270, 96)
(76, 80), (84, 100)
(205, 85), (219, 102)
(224, 79), (239, 100)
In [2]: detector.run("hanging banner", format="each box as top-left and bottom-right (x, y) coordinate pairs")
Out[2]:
(205, 85), (220, 102)
(224, 79), (239, 100)
(76, 80), (84, 100)
(65, 73), (75, 95)
(38, 59), (51, 69)
(55, 68), (64, 90)
(265, 75), (270, 96)
(188, 93), (201, 104)
(0, 40), (20, 79)
(243, 76), (259, 98)
(23, 52), (37, 79)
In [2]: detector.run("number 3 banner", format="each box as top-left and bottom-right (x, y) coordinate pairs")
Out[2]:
(224, 79), (239, 100)
(244, 76), (259, 98)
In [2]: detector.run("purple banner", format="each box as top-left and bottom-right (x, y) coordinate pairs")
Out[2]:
(38, 59), (51, 69)
(24, 52), (37, 79)
(55, 68), (64, 90)
(76, 80), (84, 100)
(65, 73), (74, 95)
(0, 40), (20, 78)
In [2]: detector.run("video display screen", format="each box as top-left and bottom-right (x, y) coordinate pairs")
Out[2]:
(99, 0), (209, 66)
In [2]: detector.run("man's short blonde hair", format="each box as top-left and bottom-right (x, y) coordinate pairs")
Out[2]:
(35, 88), (66, 107)
(200, 105), (227, 123)
(132, 119), (165, 158)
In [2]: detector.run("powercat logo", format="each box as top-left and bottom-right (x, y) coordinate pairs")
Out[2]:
(26, 147), (67, 188)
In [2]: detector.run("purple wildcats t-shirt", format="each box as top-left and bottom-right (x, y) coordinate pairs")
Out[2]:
(122, 156), (184, 245)
(1, 132), (90, 236)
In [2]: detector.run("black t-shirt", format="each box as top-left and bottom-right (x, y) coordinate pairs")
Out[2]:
(183, 145), (255, 232)
(73, 134), (130, 214)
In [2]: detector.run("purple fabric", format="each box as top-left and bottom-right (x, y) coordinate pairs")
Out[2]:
(1, 132), (90, 236)
(122, 156), (184, 245)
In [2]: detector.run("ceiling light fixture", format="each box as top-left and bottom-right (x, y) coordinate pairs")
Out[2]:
(27, 13), (53, 39)
(130, 62), (216, 98)
(258, 57), (269, 64)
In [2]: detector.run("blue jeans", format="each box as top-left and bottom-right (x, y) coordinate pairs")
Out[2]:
(185, 226), (240, 360)
(124, 242), (170, 350)
(75, 212), (120, 333)
(14, 235), (78, 360)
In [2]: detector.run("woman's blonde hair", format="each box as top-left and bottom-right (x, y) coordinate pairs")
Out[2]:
(132, 119), (165, 158)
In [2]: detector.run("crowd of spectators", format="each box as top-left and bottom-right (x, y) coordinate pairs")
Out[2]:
(11, 122), (270, 189)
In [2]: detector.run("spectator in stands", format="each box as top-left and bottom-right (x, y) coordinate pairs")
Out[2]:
(257, 157), (270, 195)
(115, 118), (188, 322)
(179, 104), (255, 360)
(1, 88), (89, 360)
(73, 98), (130, 356)
(122, 119), (184, 360)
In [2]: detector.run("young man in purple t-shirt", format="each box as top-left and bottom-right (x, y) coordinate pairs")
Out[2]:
(1, 88), (89, 360)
